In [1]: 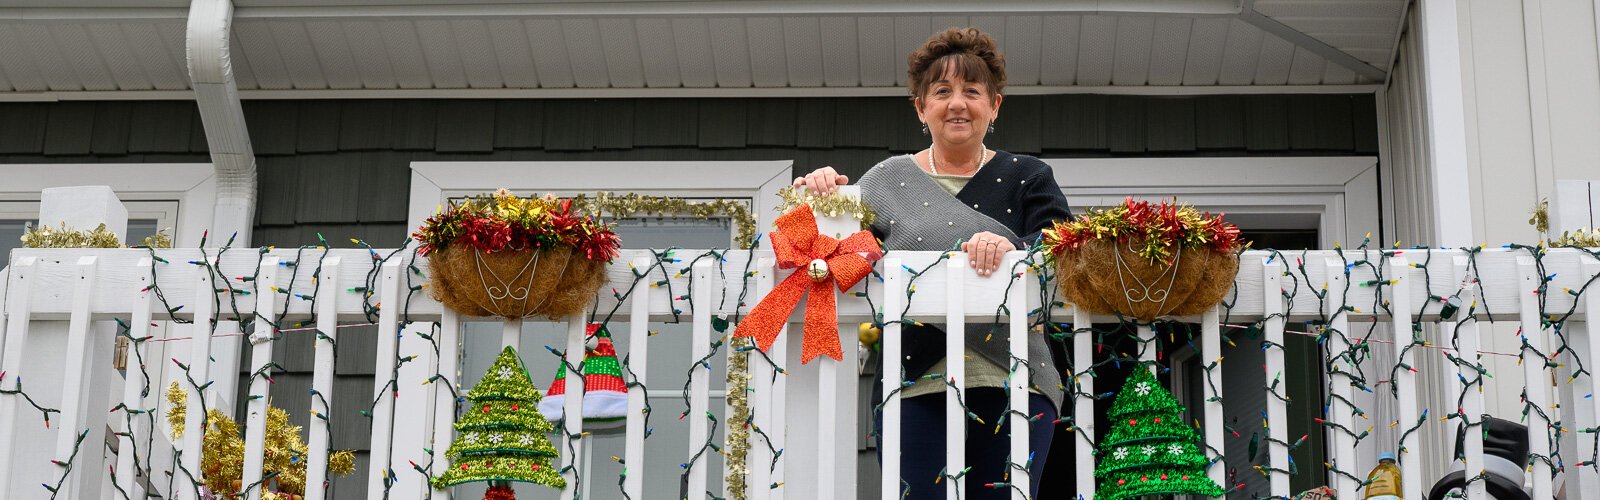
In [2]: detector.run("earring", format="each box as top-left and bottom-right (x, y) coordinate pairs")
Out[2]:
(987, 121), (996, 134)
(921, 123), (929, 135)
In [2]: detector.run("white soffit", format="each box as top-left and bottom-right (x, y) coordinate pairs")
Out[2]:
(0, 0), (1403, 96)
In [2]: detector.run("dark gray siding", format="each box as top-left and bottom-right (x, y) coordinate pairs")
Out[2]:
(0, 94), (1377, 499)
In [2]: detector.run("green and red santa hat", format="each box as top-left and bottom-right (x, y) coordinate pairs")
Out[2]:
(538, 324), (629, 429)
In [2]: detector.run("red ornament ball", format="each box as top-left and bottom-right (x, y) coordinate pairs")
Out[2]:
(1161, 474), (1168, 480)
(1154, 417), (1161, 423)
(1117, 479), (1125, 486)
(1141, 475), (1149, 482)
(482, 405), (491, 413)
(1183, 475), (1190, 480)
(1129, 419), (1137, 426)
(511, 404), (520, 411)
(460, 464), (469, 471)
(532, 464), (541, 470)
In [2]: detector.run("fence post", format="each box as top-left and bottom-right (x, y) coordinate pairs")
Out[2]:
(240, 257), (280, 500)
(115, 258), (157, 499)
(1447, 256), (1487, 499)
(1262, 257), (1290, 498)
(1325, 259), (1359, 500)
(306, 257), (341, 500)
(1071, 303), (1095, 499)
(944, 256), (966, 500)
(624, 256), (652, 499)
(879, 258), (904, 500)
(1005, 256), (1031, 500)
(1518, 256), (1553, 500)
(368, 259), (403, 500)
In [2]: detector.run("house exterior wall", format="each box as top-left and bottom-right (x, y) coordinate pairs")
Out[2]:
(0, 94), (1377, 499)
(1384, 0), (1600, 490)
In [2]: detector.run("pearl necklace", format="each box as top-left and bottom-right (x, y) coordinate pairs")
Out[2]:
(929, 144), (988, 176)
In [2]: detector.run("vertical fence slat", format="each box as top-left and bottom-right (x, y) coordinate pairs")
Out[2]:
(1518, 255), (1553, 500)
(769, 265), (788, 500)
(0, 258), (37, 496)
(559, 309), (589, 500)
(1137, 324), (1155, 368)
(750, 257), (779, 500)
(945, 257), (966, 500)
(1449, 256), (1487, 499)
(502, 319), (521, 351)
(1389, 257), (1422, 500)
(1005, 256), (1030, 500)
(624, 257), (652, 500)
(686, 259), (712, 498)
(1201, 307), (1225, 493)
(1582, 257), (1600, 500)
(428, 310), (460, 500)
(1262, 257), (1290, 498)
(178, 260), (216, 500)
(241, 257), (280, 500)
(1325, 260), (1359, 500)
(394, 321), (435, 500)
(116, 258), (155, 499)
(368, 259), (403, 500)
(1071, 304), (1094, 500)
(50, 256), (99, 498)
(306, 257), (341, 500)
(880, 258), (904, 500)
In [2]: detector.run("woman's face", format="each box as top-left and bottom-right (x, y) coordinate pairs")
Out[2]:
(916, 66), (1002, 149)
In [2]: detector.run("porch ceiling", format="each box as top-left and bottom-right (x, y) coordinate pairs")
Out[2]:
(0, 0), (1404, 96)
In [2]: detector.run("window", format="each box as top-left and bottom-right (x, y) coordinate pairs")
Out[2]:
(410, 160), (792, 499)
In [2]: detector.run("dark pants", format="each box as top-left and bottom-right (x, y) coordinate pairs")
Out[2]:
(874, 388), (1057, 499)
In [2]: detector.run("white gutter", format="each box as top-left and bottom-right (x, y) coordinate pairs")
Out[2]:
(186, 0), (256, 246)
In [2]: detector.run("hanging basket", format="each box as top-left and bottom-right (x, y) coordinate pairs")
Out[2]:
(428, 243), (607, 320)
(1055, 239), (1238, 321)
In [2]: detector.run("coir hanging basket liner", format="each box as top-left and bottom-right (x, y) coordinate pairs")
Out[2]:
(1055, 239), (1238, 321)
(428, 244), (606, 320)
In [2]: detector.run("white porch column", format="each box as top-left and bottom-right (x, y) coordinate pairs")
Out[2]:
(1417, 0), (1476, 247)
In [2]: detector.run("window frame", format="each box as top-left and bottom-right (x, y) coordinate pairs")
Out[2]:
(0, 164), (218, 248)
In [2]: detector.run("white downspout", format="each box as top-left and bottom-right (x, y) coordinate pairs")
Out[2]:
(187, 0), (256, 246)
(185, 0), (251, 420)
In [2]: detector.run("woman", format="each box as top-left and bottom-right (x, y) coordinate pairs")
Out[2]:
(793, 27), (1073, 499)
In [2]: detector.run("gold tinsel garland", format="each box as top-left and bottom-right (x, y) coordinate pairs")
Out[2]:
(723, 336), (753, 500)
(574, 192), (759, 248)
(22, 222), (172, 249)
(165, 383), (355, 496)
(1530, 198), (1600, 247)
(776, 187), (875, 229)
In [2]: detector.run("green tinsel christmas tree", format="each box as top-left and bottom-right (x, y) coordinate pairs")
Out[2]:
(431, 346), (566, 496)
(1094, 364), (1225, 500)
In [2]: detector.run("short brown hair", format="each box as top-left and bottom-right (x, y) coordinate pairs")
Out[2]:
(907, 27), (1007, 102)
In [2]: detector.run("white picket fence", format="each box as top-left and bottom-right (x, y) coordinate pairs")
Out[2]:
(0, 245), (1596, 499)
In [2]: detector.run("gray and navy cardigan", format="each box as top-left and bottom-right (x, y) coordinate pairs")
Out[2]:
(859, 151), (1074, 411)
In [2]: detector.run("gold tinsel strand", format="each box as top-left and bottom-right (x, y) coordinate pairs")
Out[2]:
(723, 336), (753, 500)
(21, 222), (171, 249)
(775, 187), (876, 229)
(165, 383), (355, 495)
(574, 192), (759, 248)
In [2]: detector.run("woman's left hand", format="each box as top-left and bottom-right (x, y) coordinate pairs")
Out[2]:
(961, 231), (1015, 277)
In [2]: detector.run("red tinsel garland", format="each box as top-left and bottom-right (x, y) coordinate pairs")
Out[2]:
(484, 484), (517, 500)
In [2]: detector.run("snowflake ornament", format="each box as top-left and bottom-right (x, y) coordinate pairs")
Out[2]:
(1141, 445), (1157, 457)
(1134, 381), (1152, 396)
(489, 433), (505, 444)
(1167, 443), (1184, 455)
(1114, 447), (1130, 460)
(497, 366), (514, 379)
(465, 433), (480, 444)
(519, 434), (534, 446)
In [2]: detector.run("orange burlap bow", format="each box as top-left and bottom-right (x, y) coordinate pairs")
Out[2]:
(735, 203), (883, 364)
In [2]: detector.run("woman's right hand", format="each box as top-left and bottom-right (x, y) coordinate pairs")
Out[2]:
(793, 166), (850, 196)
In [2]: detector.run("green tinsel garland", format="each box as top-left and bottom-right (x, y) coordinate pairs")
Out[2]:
(430, 455), (567, 489)
(1093, 364), (1225, 500)
(432, 346), (566, 491)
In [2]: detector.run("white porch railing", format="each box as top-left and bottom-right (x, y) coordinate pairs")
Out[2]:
(0, 245), (1596, 499)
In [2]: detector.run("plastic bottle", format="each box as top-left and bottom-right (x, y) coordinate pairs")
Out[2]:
(1363, 452), (1403, 500)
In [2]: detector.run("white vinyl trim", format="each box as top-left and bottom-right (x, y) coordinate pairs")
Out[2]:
(407, 160), (794, 245)
(0, 164), (216, 247)
(1044, 156), (1382, 249)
